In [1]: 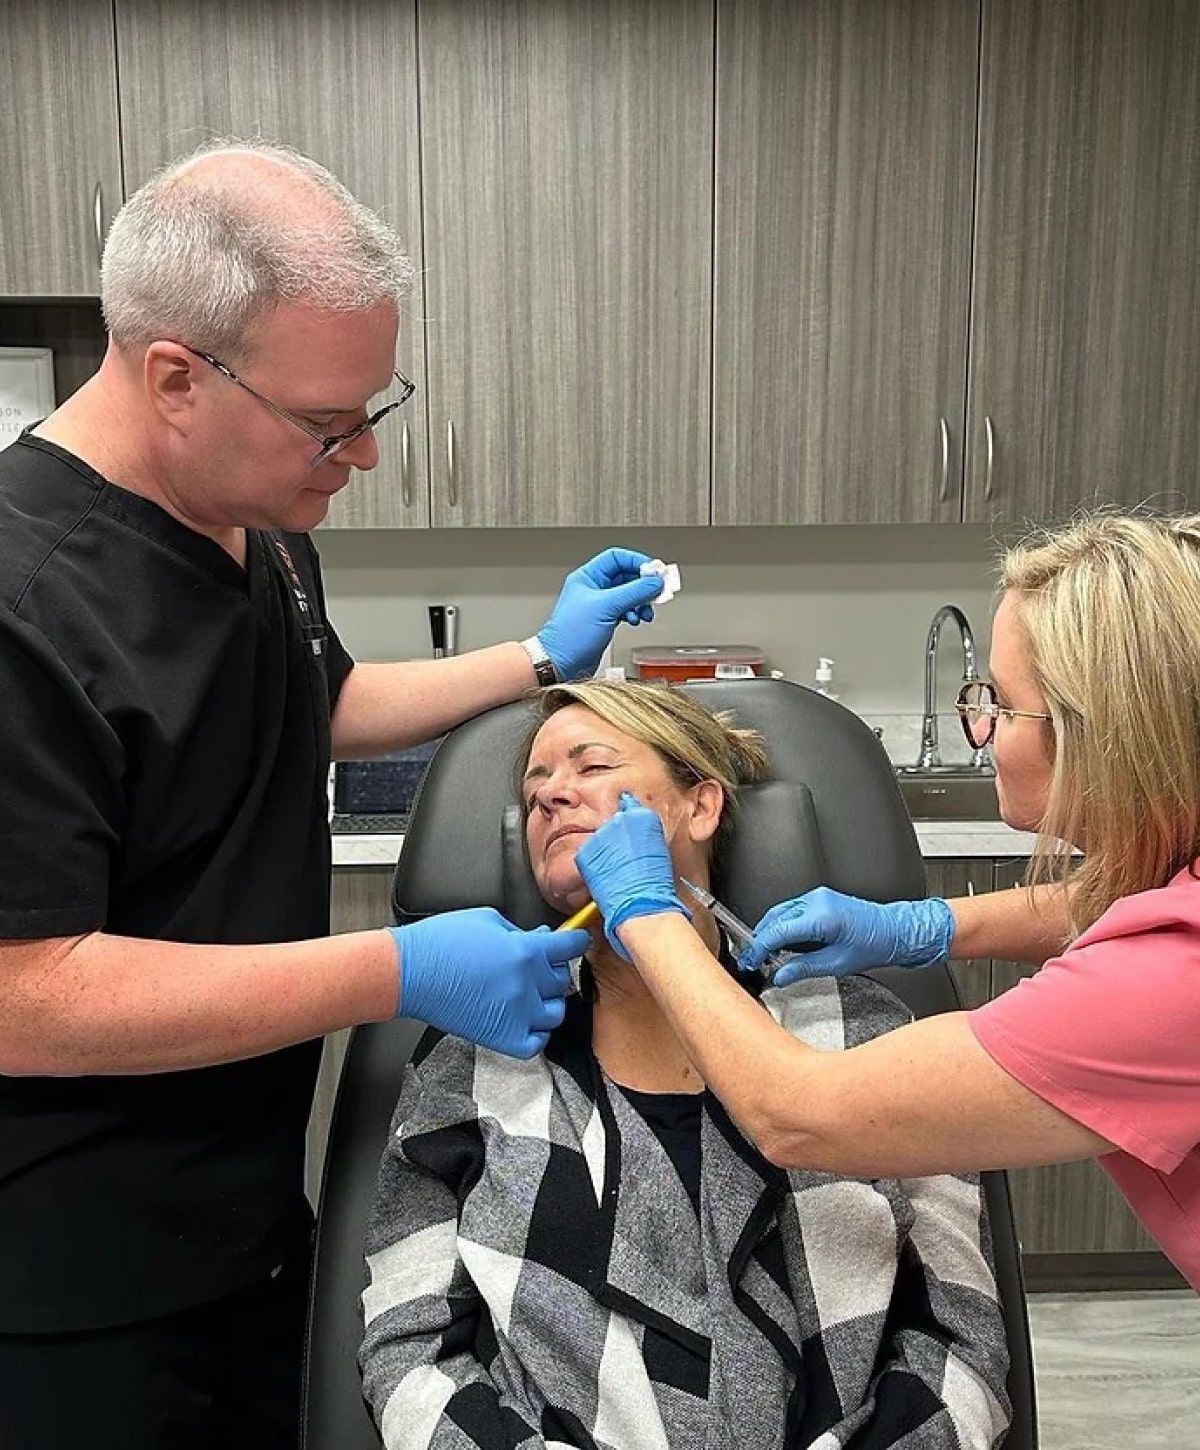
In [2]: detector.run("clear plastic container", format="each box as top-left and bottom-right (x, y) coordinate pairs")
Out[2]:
(630, 645), (766, 683)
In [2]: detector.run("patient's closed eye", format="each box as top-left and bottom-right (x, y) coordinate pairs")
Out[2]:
(525, 762), (614, 814)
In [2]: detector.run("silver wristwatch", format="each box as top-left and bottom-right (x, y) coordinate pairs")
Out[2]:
(520, 635), (559, 688)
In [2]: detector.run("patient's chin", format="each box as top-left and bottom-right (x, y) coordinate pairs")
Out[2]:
(535, 865), (589, 916)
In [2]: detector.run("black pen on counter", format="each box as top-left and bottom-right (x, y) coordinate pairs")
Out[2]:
(428, 604), (446, 659)
(428, 604), (459, 659)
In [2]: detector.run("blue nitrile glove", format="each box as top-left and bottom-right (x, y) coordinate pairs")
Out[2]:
(538, 548), (665, 680)
(574, 792), (690, 959)
(738, 887), (956, 985)
(390, 908), (591, 1058)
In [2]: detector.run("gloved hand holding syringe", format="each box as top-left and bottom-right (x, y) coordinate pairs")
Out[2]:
(679, 878), (800, 980)
(554, 879), (799, 980)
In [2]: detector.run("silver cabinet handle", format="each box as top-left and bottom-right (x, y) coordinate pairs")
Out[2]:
(446, 419), (458, 508)
(939, 416), (951, 502)
(92, 182), (104, 271)
(400, 420), (411, 507)
(984, 415), (996, 500)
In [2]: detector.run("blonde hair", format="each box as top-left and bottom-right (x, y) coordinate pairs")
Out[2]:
(102, 138), (414, 361)
(521, 680), (769, 865)
(1002, 512), (1200, 936)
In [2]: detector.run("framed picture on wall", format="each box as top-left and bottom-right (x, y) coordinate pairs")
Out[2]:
(0, 346), (56, 450)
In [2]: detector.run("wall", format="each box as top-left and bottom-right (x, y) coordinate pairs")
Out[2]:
(318, 523), (1006, 720)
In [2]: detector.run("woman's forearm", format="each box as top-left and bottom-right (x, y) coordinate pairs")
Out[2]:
(616, 909), (1109, 1178)
(947, 880), (1072, 965)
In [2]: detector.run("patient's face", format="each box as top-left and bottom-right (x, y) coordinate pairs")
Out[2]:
(523, 706), (711, 914)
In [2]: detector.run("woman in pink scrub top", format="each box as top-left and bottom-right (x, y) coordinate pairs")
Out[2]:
(573, 513), (1200, 1291)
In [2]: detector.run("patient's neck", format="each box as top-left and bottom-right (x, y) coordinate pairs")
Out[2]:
(588, 899), (720, 1095)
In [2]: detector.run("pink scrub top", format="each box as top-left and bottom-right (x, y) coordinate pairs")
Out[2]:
(970, 863), (1200, 1291)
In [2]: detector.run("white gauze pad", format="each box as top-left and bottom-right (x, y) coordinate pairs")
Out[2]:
(638, 558), (681, 603)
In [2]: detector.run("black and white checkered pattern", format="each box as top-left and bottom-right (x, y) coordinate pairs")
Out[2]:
(361, 971), (1011, 1449)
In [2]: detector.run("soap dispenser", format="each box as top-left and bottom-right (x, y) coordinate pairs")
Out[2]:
(814, 657), (839, 701)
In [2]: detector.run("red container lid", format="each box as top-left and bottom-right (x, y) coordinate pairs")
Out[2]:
(630, 645), (766, 681)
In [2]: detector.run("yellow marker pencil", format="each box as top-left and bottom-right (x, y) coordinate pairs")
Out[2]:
(558, 900), (600, 932)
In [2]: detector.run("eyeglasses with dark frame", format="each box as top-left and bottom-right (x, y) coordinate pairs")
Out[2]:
(955, 679), (1054, 749)
(181, 344), (415, 466)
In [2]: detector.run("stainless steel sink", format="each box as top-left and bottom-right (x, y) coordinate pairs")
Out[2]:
(895, 767), (1000, 821)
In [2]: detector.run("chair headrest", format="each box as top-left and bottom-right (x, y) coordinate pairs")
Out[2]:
(500, 779), (827, 933)
(394, 679), (926, 925)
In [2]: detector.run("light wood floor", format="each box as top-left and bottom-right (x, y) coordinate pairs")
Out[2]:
(1026, 1291), (1200, 1448)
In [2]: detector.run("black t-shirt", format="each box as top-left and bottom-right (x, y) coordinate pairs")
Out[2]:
(617, 1086), (703, 1214)
(0, 434), (355, 1332)
(608, 934), (747, 1217)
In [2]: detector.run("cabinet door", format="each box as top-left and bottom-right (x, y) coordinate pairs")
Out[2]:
(1, 0), (122, 296)
(114, 0), (428, 529)
(923, 858), (993, 1009)
(418, 0), (713, 527)
(306, 867), (396, 1205)
(965, 0), (1200, 521)
(989, 859), (1157, 1253)
(713, 0), (978, 524)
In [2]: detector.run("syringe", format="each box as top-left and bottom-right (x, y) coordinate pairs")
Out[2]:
(680, 878), (797, 979)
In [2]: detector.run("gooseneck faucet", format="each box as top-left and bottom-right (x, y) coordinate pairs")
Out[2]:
(915, 605), (989, 770)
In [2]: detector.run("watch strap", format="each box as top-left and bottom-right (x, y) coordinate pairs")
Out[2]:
(521, 635), (559, 687)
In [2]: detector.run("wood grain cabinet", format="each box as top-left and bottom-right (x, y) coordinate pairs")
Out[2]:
(6, 0), (1199, 526)
(113, 0), (429, 529)
(416, 0), (714, 527)
(965, 0), (1200, 520)
(712, 0), (979, 524)
(922, 858), (994, 1010)
(0, 0), (122, 296)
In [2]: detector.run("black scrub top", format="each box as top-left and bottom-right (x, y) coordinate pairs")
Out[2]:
(0, 433), (354, 1332)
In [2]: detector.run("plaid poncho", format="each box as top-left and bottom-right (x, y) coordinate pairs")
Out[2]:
(361, 970), (1011, 1449)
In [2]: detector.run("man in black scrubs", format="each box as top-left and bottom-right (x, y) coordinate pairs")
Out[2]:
(0, 142), (663, 1448)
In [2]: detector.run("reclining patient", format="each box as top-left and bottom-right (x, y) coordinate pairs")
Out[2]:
(361, 681), (1011, 1449)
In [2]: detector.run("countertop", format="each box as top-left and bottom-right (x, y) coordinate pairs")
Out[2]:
(332, 819), (1039, 869)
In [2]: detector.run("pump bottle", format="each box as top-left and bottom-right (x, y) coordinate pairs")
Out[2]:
(814, 656), (839, 701)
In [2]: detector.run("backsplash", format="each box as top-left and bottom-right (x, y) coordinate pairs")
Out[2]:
(318, 523), (1012, 718)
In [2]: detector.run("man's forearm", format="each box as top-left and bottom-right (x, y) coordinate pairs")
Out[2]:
(331, 646), (537, 758)
(0, 928), (399, 1076)
(946, 880), (1072, 965)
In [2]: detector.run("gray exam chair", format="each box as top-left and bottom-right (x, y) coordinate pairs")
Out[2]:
(302, 678), (1036, 1449)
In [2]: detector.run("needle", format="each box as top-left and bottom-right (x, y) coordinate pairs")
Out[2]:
(680, 878), (796, 978)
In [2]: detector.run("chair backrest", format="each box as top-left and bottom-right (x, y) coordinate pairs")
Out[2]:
(302, 678), (1036, 1449)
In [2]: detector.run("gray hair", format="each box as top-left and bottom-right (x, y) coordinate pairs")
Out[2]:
(101, 138), (415, 360)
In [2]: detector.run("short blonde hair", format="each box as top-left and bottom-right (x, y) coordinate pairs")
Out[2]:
(1003, 512), (1200, 936)
(521, 680), (769, 866)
